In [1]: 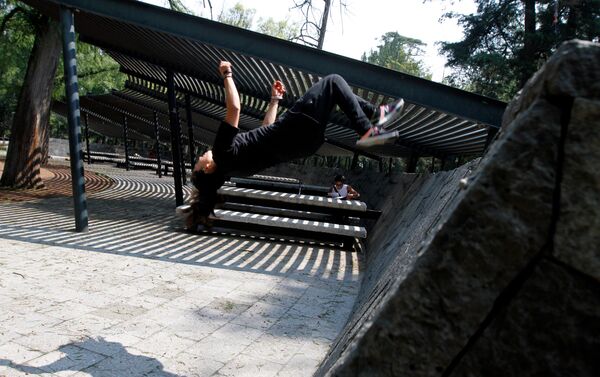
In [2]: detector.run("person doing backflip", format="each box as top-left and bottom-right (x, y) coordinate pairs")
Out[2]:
(185, 61), (404, 227)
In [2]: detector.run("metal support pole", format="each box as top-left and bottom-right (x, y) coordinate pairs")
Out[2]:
(167, 70), (184, 206)
(153, 111), (162, 178)
(185, 94), (196, 168)
(430, 157), (435, 173)
(177, 110), (187, 185)
(84, 112), (91, 164)
(351, 152), (359, 170)
(123, 115), (130, 171)
(60, 7), (88, 232)
(406, 153), (419, 173)
(388, 157), (393, 175)
(484, 126), (499, 151)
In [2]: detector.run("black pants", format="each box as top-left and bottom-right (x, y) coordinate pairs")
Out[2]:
(284, 74), (376, 135)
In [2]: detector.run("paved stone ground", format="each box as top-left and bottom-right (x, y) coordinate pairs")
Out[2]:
(0, 161), (361, 376)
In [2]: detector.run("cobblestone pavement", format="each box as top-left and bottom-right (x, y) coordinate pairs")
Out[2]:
(0, 162), (361, 376)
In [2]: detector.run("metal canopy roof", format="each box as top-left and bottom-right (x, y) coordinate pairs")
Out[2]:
(53, 86), (354, 157)
(27, 0), (506, 159)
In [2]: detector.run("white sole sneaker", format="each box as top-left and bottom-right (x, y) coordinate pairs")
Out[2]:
(175, 204), (192, 217)
(377, 98), (405, 126)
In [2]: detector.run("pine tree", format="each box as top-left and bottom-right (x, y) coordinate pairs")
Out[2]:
(439, 0), (600, 100)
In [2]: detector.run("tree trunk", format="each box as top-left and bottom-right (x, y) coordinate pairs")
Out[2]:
(317, 0), (331, 49)
(519, 0), (537, 87)
(0, 15), (61, 188)
(565, 1), (582, 40)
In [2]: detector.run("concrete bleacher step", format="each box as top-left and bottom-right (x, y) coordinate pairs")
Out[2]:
(248, 174), (300, 184)
(176, 204), (365, 250)
(218, 186), (367, 213)
(90, 155), (124, 164)
(212, 209), (366, 238)
(219, 202), (360, 225)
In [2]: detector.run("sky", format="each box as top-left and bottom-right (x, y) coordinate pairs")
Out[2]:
(141, 0), (478, 82)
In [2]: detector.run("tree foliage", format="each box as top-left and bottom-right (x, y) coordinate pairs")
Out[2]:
(439, 0), (600, 100)
(163, 0), (192, 14)
(217, 2), (299, 41)
(257, 17), (299, 40)
(362, 32), (433, 79)
(0, 1), (35, 137)
(218, 2), (255, 29)
(0, 1), (125, 139)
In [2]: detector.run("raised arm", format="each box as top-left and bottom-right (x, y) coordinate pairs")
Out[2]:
(262, 80), (286, 126)
(219, 61), (240, 128)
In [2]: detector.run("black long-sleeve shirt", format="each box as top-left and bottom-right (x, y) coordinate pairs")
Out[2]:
(212, 117), (324, 177)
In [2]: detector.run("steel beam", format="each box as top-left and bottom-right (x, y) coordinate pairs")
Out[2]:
(83, 112), (91, 164)
(350, 152), (359, 170)
(177, 109), (187, 185)
(123, 115), (130, 171)
(185, 94), (195, 168)
(153, 111), (162, 178)
(167, 70), (184, 206)
(60, 6), (88, 232)
(484, 125), (500, 151)
(406, 153), (419, 173)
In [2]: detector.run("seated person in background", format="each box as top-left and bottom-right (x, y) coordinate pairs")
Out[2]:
(329, 174), (360, 200)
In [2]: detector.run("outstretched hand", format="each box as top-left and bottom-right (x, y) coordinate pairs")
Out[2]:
(271, 80), (286, 99)
(219, 61), (232, 78)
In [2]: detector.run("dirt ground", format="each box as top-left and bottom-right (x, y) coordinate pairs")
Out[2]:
(0, 160), (114, 202)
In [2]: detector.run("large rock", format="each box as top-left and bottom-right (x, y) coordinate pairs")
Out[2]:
(450, 259), (600, 377)
(554, 97), (600, 280)
(316, 40), (600, 376)
(503, 39), (600, 128)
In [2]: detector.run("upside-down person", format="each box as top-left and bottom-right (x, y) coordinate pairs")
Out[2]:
(184, 61), (404, 228)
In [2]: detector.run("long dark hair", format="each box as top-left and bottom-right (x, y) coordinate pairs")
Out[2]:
(188, 170), (226, 228)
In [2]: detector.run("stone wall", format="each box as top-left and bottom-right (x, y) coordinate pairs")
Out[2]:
(315, 40), (600, 376)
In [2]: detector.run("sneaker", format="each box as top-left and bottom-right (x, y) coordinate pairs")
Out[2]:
(376, 98), (405, 126)
(356, 127), (400, 148)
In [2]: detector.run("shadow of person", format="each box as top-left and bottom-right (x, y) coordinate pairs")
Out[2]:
(0, 337), (181, 376)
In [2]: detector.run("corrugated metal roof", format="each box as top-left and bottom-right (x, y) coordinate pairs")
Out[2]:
(27, 0), (506, 159)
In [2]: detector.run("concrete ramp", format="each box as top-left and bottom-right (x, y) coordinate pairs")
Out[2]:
(317, 40), (600, 376)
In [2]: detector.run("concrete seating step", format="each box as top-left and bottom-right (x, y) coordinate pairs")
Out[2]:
(248, 174), (300, 184)
(90, 155), (123, 163)
(212, 209), (366, 238)
(219, 202), (360, 225)
(218, 186), (366, 210)
(176, 204), (364, 249)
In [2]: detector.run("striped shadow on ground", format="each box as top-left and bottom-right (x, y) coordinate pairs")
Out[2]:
(0, 166), (360, 283)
